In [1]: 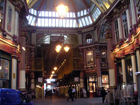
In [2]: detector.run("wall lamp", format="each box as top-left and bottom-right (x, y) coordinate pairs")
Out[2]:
(55, 44), (70, 53)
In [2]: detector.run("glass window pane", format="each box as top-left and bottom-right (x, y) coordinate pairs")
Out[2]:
(66, 12), (69, 17)
(31, 17), (35, 25)
(34, 9), (37, 15)
(82, 18), (86, 26)
(78, 19), (83, 27)
(81, 11), (83, 16)
(31, 8), (33, 14)
(29, 16), (33, 24)
(38, 11), (41, 16)
(59, 19), (62, 27)
(45, 19), (48, 27)
(56, 12), (59, 17)
(45, 11), (48, 17)
(49, 19), (51, 27)
(52, 19), (55, 27)
(85, 17), (89, 25)
(88, 16), (92, 24)
(42, 18), (44, 26)
(73, 20), (77, 27)
(66, 19), (69, 27)
(49, 11), (51, 17)
(42, 11), (45, 17)
(38, 18), (41, 26)
(52, 12), (55, 17)
(86, 51), (93, 67)
(77, 12), (80, 17)
(63, 19), (66, 27)
(27, 15), (30, 20)
(70, 12), (73, 18)
(84, 9), (87, 15)
(70, 19), (72, 27)
(72, 12), (75, 18)
(56, 19), (58, 27)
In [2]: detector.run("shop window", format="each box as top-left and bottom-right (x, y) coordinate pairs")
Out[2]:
(86, 51), (93, 68)
(102, 75), (109, 90)
(89, 76), (96, 82)
(85, 34), (92, 44)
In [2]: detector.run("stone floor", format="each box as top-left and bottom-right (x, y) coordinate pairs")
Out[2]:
(31, 95), (104, 105)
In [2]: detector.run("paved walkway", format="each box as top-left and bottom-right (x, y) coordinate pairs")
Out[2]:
(31, 95), (104, 105)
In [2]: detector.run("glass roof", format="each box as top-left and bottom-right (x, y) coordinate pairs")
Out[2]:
(26, 0), (115, 28)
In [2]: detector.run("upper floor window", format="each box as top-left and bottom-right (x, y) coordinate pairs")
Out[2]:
(114, 19), (119, 43)
(85, 34), (92, 44)
(86, 51), (93, 68)
(122, 11), (128, 37)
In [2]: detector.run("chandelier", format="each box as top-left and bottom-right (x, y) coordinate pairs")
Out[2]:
(56, 4), (68, 18)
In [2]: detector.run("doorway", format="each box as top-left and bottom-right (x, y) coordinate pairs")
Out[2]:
(89, 82), (96, 97)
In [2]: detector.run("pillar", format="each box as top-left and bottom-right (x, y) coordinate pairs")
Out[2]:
(118, 18), (123, 39)
(19, 28), (27, 90)
(105, 30), (116, 87)
(130, 0), (137, 25)
(136, 49), (140, 72)
(96, 55), (102, 87)
(126, 9), (131, 32)
(80, 71), (84, 88)
(121, 58), (127, 84)
(131, 53), (138, 92)
(31, 48), (35, 90)
(11, 51), (18, 89)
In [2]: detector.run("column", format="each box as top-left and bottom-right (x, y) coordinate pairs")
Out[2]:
(14, 11), (19, 37)
(126, 9), (131, 32)
(80, 71), (84, 88)
(136, 49), (140, 72)
(31, 48), (35, 90)
(19, 28), (27, 90)
(105, 30), (116, 87)
(131, 53), (138, 92)
(31, 33), (36, 45)
(11, 51), (18, 89)
(121, 58), (127, 84)
(77, 34), (82, 46)
(96, 55), (102, 87)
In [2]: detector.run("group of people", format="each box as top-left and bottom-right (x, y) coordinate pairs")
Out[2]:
(67, 86), (77, 101)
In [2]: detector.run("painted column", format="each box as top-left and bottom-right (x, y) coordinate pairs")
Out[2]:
(131, 53), (138, 92)
(96, 55), (102, 87)
(121, 58), (127, 84)
(105, 29), (116, 86)
(80, 71), (84, 88)
(77, 34), (82, 46)
(11, 51), (18, 89)
(14, 11), (19, 37)
(19, 28), (27, 90)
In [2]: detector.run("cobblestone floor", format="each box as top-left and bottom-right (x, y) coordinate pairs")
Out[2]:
(31, 95), (104, 105)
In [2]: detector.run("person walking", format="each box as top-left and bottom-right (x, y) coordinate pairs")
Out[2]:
(67, 87), (73, 101)
(101, 87), (107, 103)
(72, 86), (77, 99)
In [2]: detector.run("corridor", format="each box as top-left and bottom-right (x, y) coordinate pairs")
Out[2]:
(32, 95), (103, 105)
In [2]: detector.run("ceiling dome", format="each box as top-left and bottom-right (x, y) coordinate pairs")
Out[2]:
(26, 0), (115, 27)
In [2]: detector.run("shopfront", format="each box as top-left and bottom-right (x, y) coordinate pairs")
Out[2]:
(0, 51), (11, 88)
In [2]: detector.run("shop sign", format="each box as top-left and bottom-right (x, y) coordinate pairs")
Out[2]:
(74, 77), (79, 82)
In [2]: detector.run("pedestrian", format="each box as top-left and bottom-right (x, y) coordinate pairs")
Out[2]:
(72, 86), (77, 99)
(67, 86), (73, 101)
(101, 87), (107, 103)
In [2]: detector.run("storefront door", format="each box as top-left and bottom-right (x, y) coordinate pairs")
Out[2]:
(89, 82), (96, 97)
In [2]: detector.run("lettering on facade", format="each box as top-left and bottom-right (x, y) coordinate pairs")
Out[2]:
(7, 6), (12, 32)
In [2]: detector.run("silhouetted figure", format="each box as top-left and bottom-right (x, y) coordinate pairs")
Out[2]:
(72, 86), (77, 99)
(101, 87), (107, 103)
(67, 87), (73, 101)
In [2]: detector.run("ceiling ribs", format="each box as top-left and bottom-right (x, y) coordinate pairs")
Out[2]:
(71, 0), (79, 27)
(35, 0), (45, 26)
(82, 0), (94, 23)
(91, 0), (105, 13)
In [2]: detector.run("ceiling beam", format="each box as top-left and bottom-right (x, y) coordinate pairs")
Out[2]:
(28, 0), (38, 9)
(82, 0), (94, 23)
(71, 0), (79, 27)
(91, 0), (105, 13)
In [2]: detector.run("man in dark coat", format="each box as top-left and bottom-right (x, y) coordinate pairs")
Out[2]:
(67, 87), (73, 101)
(101, 87), (107, 103)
